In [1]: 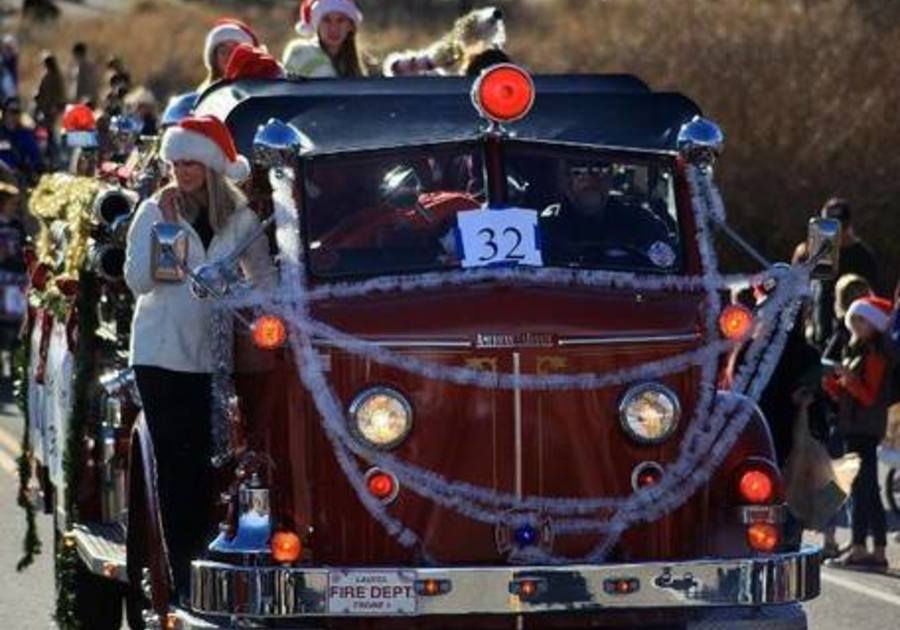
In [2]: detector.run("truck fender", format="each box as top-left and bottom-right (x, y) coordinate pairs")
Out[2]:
(126, 414), (172, 616)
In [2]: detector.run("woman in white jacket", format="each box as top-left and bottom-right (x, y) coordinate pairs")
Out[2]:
(124, 114), (272, 600)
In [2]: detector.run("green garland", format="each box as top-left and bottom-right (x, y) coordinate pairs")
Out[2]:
(14, 341), (41, 571)
(54, 270), (99, 630)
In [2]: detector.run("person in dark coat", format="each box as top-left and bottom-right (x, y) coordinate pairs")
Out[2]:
(810, 198), (879, 349)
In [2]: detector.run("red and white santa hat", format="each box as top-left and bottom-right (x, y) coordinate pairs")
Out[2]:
(296, 0), (363, 36)
(204, 18), (259, 71)
(160, 114), (251, 181)
(845, 296), (894, 333)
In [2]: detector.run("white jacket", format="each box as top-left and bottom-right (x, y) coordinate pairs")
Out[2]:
(124, 198), (273, 373)
(282, 40), (337, 78)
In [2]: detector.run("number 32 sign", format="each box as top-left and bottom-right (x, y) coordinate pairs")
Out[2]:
(456, 207), (543, 269)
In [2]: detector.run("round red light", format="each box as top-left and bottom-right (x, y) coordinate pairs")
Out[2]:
(746, 522), (780, 553)
(252, 315), (287, 350)
(719, 304), (754, 341)
(422, 579), (440, 596)
(473, 64), (535, 123)
(62, 104), (97, 132)
(738, 469), (774, 504)
(519, 580), (537, 597)
(270, 531), (302, 563)
(366, 470), (398, 502)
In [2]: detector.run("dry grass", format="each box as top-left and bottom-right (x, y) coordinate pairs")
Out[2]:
(7, 0), (900, 288)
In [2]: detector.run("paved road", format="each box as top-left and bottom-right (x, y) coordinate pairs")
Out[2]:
(1, 398), (900, 629)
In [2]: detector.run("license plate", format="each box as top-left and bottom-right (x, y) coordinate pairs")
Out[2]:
(327, 570), (417, 615)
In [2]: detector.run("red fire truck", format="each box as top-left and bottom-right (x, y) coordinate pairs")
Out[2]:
(22, 66), (828, 629)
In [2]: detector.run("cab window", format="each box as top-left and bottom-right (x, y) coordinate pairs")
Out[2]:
(305, 143), (485, 278)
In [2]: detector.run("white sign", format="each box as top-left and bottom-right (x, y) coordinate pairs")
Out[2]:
(328, 570), (417, 615)
(457, 207), (543, 268)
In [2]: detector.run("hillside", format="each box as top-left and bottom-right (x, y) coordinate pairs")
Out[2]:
(4, 0), (899, 287)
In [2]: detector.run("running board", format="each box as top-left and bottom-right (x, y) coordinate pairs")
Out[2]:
(70, 521), (129, 584)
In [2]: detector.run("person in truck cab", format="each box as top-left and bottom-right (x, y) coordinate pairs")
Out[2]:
(540, 158), (677, 269)
(124, 114), (273, 600)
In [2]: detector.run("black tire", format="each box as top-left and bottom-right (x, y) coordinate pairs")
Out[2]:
(886, 468), (900, 516)
(125, 581), (147, 630)
(72, 560), (124, 630)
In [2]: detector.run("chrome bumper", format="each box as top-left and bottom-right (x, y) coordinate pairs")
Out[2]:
(188, 545), (820, 619)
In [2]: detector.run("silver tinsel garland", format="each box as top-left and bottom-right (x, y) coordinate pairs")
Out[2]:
(207, 163), (809, 563)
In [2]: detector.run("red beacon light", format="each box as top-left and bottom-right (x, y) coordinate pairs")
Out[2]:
(471, 64), (536, 124)
(62, 104), (98, 148)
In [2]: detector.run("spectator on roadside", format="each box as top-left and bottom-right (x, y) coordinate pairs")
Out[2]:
(0, 35), (19, 101)
(823, 296), (894, 570)
(0, 97), (43, 184)
(199, 18), (259, 91)
(823, 274), (873, 363)
(283, 0), (367, 78)
(0, 181), (24, 379)
(810, 197), (879, 349)
(124, 86), (159, 137)
(68, 42), (98, 105)
(34, 52), (66, 129)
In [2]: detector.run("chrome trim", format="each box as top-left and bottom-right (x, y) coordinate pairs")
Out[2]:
(559, 332), (700, 347)
(364, 467), (400, 504)
(513, 352), (523, 499)
(348, 386), (414, 450)
(189, 545), (821, 618)
(71, 522), (129, 584)
(618, 382), (682, 445)
(735, 505), (788, 525)
(630, 461), (664, 492)
(317, 338), (473, 349)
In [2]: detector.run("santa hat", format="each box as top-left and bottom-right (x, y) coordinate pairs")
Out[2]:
(845, 296), (893, 333)
(204, 18), (259, 71)
(160, 115), (251, 181)
(224, 44), (284, 81)
(296, 0), (363, 37)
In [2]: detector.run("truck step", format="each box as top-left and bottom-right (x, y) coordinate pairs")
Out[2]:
(70, 521), (128, 584)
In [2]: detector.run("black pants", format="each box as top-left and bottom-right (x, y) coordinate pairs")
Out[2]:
(134, 366), (214, 600)
(845, 435), (887, 547)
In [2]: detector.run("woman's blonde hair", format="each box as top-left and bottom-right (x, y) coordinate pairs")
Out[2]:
(161, 167), (247, 232)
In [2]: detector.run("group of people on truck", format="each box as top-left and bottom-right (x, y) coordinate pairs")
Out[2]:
(725, 196), (900, 571)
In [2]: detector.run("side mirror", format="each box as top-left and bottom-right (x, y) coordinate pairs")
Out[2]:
(806, 217), (841, 280)
(151, 222), (189, 282)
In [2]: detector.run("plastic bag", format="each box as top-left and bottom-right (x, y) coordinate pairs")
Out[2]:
(784, 406), (860, 529)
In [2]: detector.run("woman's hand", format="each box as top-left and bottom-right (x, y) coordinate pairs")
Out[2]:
(158, 188), (181, 223)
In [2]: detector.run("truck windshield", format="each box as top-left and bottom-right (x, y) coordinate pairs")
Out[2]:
(305, 143), (682, 278)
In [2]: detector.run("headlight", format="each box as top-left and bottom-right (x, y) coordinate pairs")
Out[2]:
(618, 383), (681, 444)
(349, 387), (413, 450)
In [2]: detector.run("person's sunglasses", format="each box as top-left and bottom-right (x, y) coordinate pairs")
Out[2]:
(569, 165), (611, 179)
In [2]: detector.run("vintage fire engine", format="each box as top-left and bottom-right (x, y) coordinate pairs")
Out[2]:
(22, 66), (832, 629)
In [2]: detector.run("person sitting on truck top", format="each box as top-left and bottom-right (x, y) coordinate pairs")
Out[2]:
(124, 114), (274, 601)
(199, 17), (260, 91)
(283, 0), (367, 78)
(540, 158), (677, 270)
